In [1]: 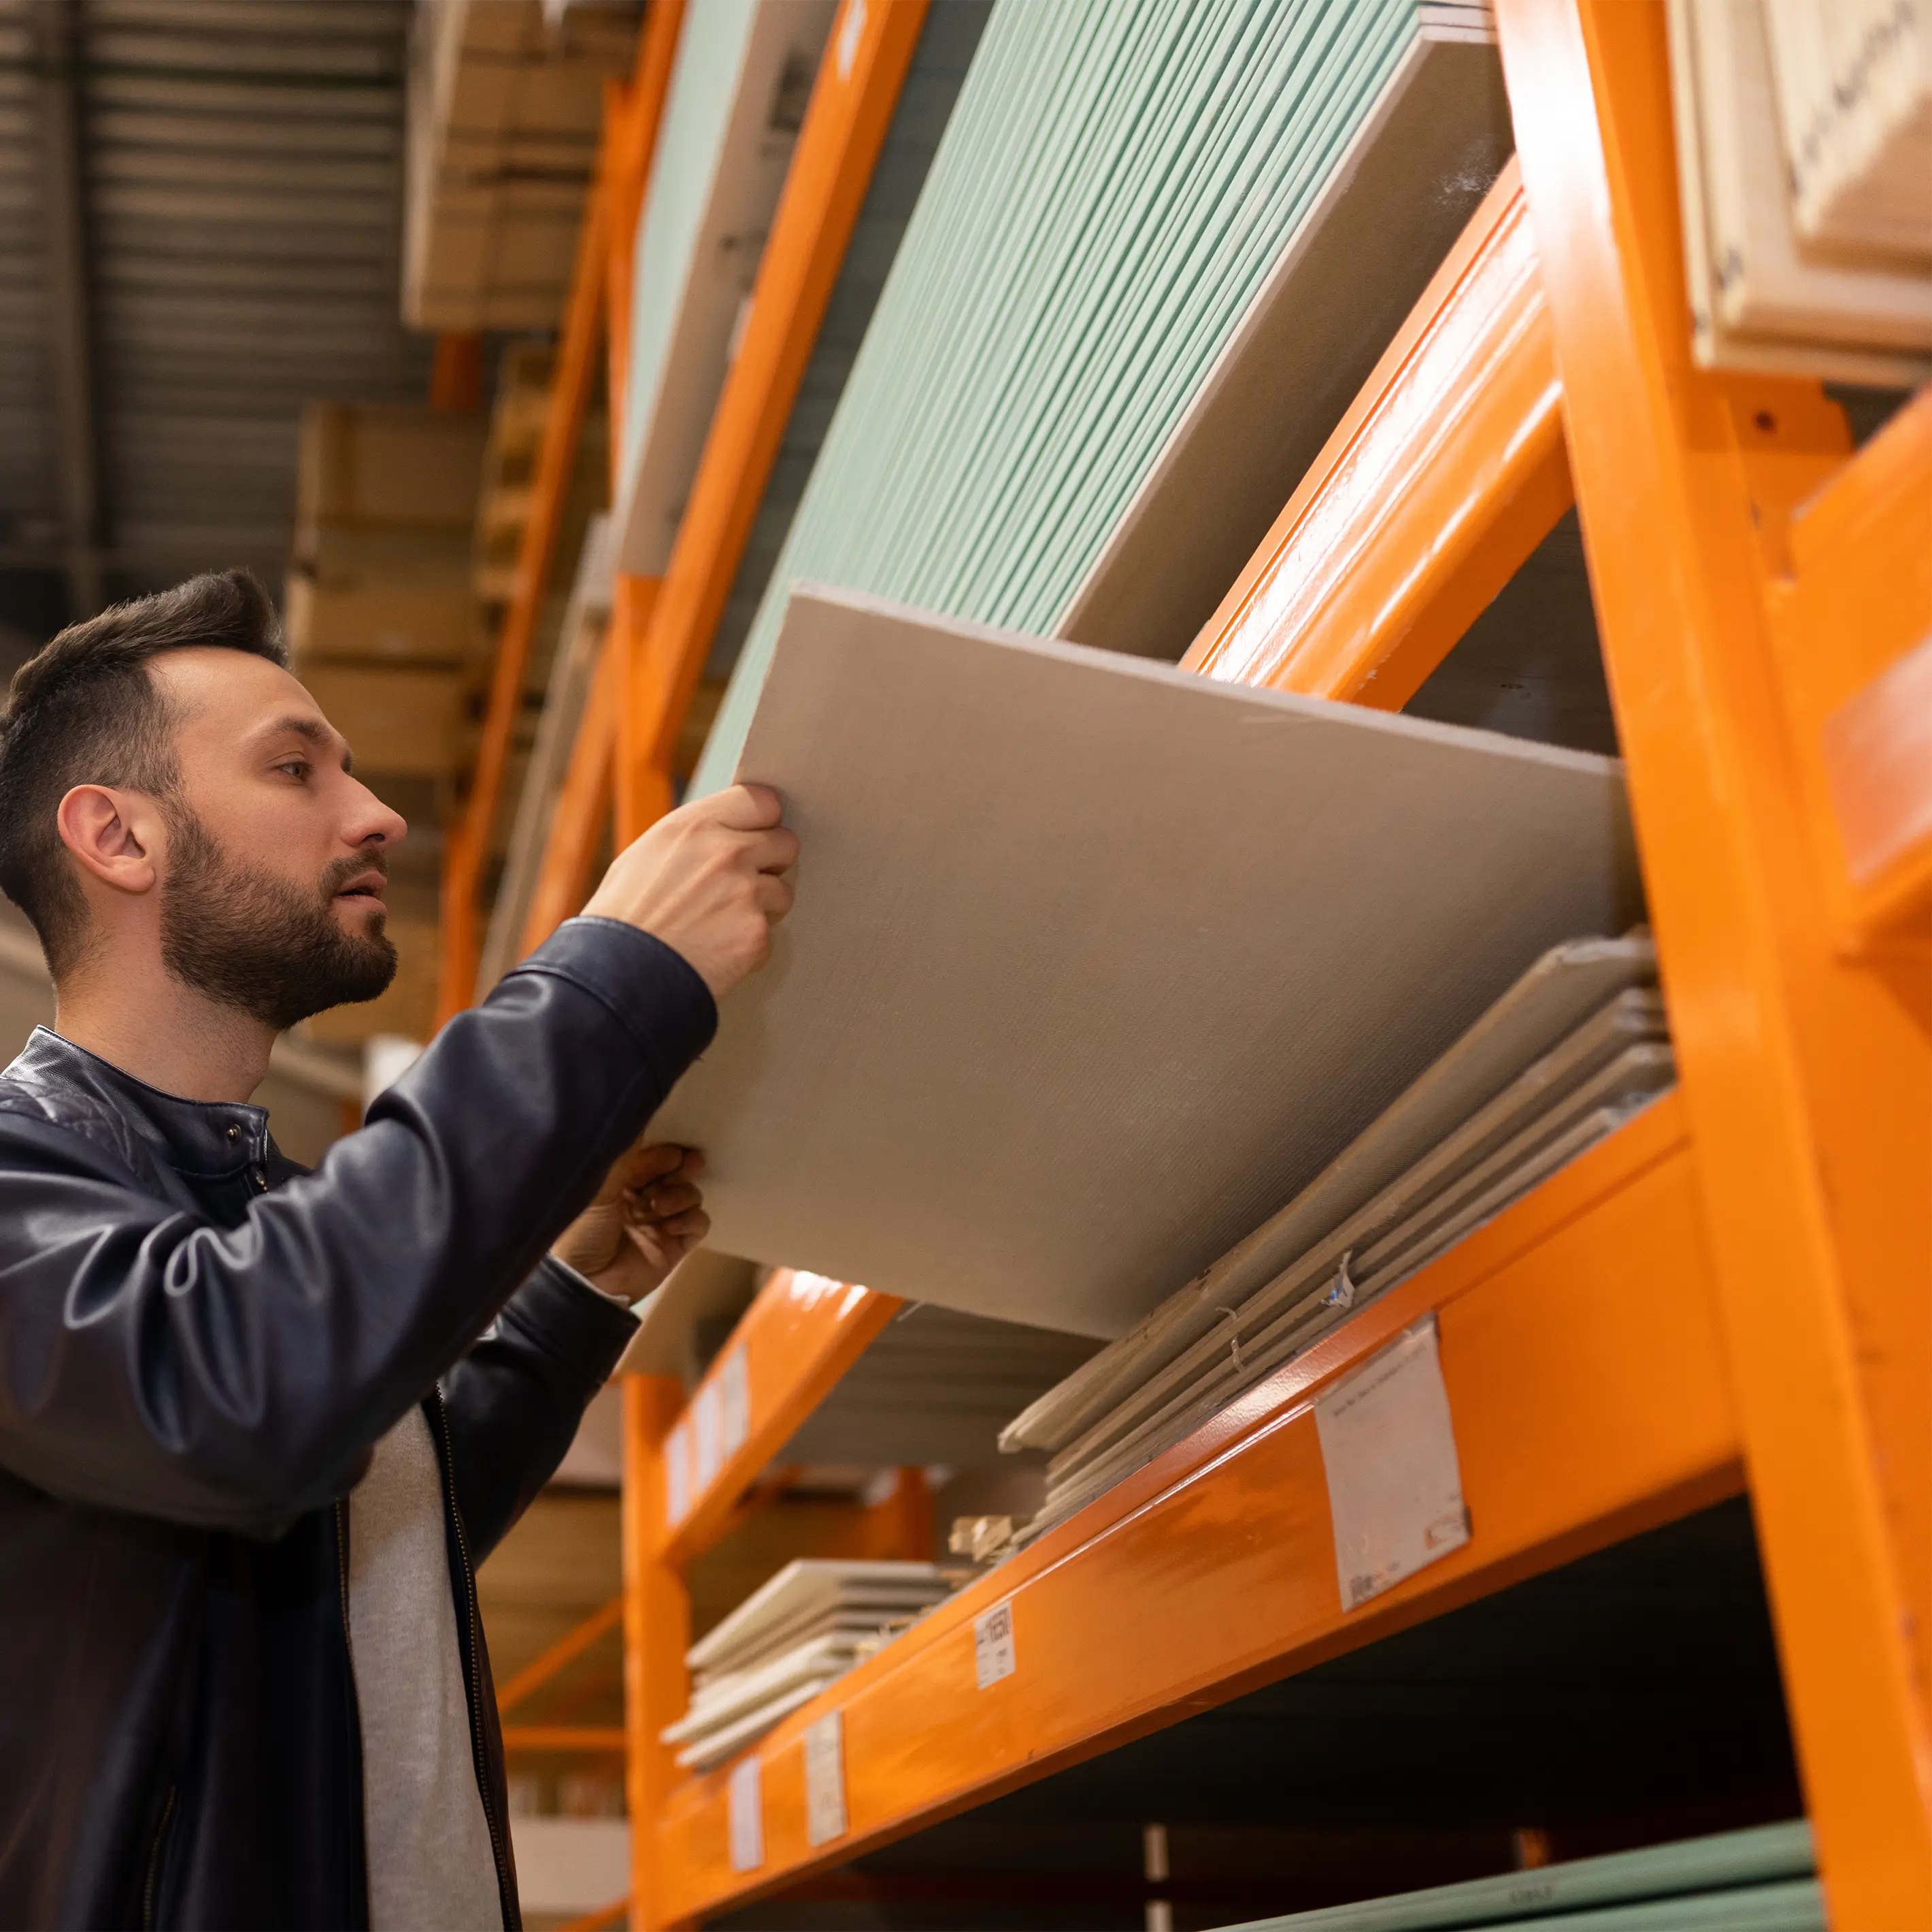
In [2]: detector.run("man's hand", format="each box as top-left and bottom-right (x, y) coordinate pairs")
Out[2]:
(552, 1142), (709, 1308)
(582, 783), (797, 999)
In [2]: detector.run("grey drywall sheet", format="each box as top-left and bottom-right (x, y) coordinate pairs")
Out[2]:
(652, 587), (1639, 1337)
(1056, 29), (1513, 662)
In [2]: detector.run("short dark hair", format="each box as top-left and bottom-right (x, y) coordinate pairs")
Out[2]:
(0, 569), (286, 976)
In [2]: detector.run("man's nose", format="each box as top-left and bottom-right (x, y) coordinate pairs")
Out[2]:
(351, 786), (407, 850)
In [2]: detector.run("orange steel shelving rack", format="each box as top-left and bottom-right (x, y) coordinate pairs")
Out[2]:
(440, 2), (1932, 1925)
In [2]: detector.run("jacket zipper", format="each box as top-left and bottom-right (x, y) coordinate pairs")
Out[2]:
(141, 1784), (178, 1932)
(430, 1393), (517, 1930)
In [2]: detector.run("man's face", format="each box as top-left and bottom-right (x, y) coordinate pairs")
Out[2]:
(146, 648), (410, 1029)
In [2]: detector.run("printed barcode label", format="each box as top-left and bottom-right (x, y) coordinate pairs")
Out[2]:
(974, 1599), (1016, 1689)
(728, 1756), (763, 1872)
(804, 1710), (846, 1846)
(721, 1346), (750, 1456)
(1314, 1315), (1469, 1610)
(693, 1383), (723, 1488)
(663, 1422), (691, 1526)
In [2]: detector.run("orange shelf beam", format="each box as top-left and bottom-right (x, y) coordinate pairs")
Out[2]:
(1498, 1), (1932, 1922)
(616, 0), (931, 839)
(501, 1725), (628, 1754)
(1183, 157), (1571, 708)
(648, 1099), (1742, 1920)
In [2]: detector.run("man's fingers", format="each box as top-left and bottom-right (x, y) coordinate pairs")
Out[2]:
(623, 1142), (686, 1184)
(706, 782), (784, 832)
(743, 825), (800, 876)
(633, 1180), (702, 1220)
(755, 873), (795, 921)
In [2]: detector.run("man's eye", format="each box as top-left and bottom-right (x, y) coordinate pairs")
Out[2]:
(276, 761), (311, 780)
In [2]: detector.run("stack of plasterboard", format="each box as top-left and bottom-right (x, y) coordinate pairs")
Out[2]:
(661, 1561), (951, 1770)
(1764, 0), (1931, 263)
(1666, 0), (1931, 384)
(1001, 934), (1673, 1541)
(695, 0), (1515, 789)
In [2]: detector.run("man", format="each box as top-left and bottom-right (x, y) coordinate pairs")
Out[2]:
(0, 569), (797, 1929)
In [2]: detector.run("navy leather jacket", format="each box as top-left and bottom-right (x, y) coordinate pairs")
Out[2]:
(0, 918), (716, 1929)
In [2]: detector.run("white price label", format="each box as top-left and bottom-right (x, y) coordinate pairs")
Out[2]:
(973, 1599), (1016, 1689)
(693, 1382), (723, 1488)
(720, 1346), (750, 1457)
(663, 1422), (691, 1527)
(1315, 1316), (1469, 1610)
(804, 1710), (846, 1847)
(727, 1756), (763, 1872)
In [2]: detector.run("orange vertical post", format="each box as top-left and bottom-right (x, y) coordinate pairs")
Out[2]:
(437, 160), (612, 1022)
(623, 1375), (695, 1932)
(1497, 1), (1932, 1922)
(429, 331), (484, 412)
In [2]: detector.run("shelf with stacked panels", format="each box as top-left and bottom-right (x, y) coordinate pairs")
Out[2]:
(635, 1088), (1739, 1920)
(561, 2), (1931, 1926)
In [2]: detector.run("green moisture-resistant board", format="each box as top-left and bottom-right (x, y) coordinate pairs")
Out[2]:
(693, 0), (1467, 795)
(1212, 1822), (1816, 1932)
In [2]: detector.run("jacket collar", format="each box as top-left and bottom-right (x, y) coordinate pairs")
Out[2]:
(7, 1025), (271, 1180)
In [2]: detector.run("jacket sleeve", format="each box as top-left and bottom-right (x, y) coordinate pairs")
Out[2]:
(0, 918), (713, 1535)
(439, 1255), (637, 1563)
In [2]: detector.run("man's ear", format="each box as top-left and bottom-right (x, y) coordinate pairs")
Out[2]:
(56, 785), (160, 899)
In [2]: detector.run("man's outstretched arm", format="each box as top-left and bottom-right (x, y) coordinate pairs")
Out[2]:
(0, 786), (795, 1535)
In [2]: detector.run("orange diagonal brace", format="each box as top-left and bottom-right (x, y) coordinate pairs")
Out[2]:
(497, 1593), (625, 1718)
(616, 0), (931, 842)
(1184, 158), (1571, 707)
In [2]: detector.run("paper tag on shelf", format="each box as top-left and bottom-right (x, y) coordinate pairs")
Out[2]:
(805, 1710), (846, 1847)
(721, 1346), (750, 1457)
(728, 1756), (763, 1872)
(1315, 1315), (1469, 1611)
(974, 1599), (1016, 1689)
(664, 1421), (691, 1527)
(693, 1382), (724, 1489)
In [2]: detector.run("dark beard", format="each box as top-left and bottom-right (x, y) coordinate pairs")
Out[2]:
(159, 809), (398, 1031)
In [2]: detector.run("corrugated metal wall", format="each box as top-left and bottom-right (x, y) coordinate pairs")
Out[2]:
(694, 0), (1429, 794)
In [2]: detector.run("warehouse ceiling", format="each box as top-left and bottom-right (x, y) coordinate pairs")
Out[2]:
(0, 0), (431, 658)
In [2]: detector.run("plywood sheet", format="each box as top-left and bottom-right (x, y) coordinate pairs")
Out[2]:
(654, 588), (1640, 1338)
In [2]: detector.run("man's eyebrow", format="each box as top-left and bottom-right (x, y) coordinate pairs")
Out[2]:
(259, 713), (352, 769)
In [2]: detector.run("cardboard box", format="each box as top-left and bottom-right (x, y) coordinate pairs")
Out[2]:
(300, 665), (467, 778)
(295, 402), (486, 537)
